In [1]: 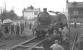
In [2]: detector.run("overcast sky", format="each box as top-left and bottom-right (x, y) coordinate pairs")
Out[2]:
(0, 0), (83, 16)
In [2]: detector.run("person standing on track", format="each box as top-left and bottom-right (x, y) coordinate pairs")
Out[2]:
(50, 40), (64, 50)
(42, 37), (53, 50)
(75, 34), (83, 50)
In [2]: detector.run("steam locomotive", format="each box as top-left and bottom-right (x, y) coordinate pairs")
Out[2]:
(35, 8), (67, 37)
(33, 8), (67, 38)
(34, 8), (52, 38)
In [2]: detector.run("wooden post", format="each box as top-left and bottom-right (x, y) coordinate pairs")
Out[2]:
(9, 24), (11, 36)
(13, 24), (15, 36)
(14, 25), (17, 36)
(19, 23), (21, 37)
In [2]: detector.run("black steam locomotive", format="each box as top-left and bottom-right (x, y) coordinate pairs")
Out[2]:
(33, 8), (67, 38)
(34, 8), (51, 38)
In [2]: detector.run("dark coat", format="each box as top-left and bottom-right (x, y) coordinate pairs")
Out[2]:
(76, 39), (83, 50)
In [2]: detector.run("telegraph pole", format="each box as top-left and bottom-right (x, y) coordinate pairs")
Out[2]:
(4, 1), (6, 12)
(1, 9), (3, 23)
(2, 1), (7, 23)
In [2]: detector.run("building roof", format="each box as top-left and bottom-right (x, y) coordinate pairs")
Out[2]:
(23, 5), (40, 12)
(3, 19), (13, 23)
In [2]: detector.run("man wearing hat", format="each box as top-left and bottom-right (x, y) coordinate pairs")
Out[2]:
(50, 40), (64, 50)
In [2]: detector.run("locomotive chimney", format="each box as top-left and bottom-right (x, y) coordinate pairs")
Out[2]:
(43, 8), (47, 12)
(66, 0), (69, 3)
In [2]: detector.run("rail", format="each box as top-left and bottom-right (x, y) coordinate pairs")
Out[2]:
(9, 37), (47, 50)
(7, 37), (36, 50)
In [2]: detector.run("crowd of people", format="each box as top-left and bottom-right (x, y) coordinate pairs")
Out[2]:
(42, 23), (70, 50)
(0, 21), (26, 39)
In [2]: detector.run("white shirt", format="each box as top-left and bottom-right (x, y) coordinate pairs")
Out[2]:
(50, 43), (64, 50)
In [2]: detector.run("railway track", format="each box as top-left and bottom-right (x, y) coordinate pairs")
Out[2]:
(0, 36), (35, 49)
(6, 37), (36, 50)
(7, 37), (47, 50)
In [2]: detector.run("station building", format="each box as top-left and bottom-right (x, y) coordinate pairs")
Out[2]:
(66, 0), (83, 23)
(23, 6), (40, 20)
